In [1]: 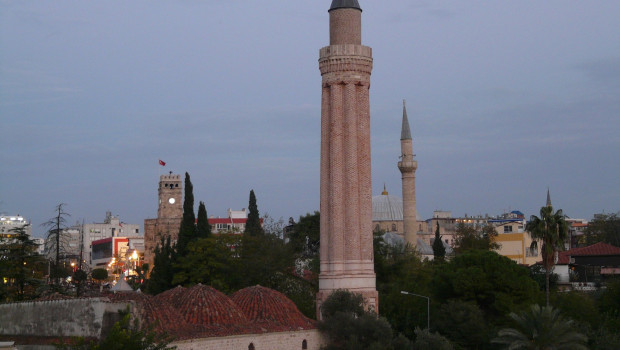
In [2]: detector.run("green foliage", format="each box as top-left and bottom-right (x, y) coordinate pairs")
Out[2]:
(319, 290), (408, 350)
(146, 236), (176, 295)
(320, 289), (366, 319)
(91, 268), (108, 281)
(0, 225), (46, 301)
(237, 232), (292, 288)
(171, 235), (240, 293)
(492, 304), (588, 350)
(526, 205), (569, 306)
(584, 213), (620, 247)
(244, 189), (264, 237)
(374, 236), (432, 340)
(176, 172), (196, 256)
(196, 201), (211, 239)
(599, 278), (620, 317)
(58, 309), (176, 350)
(452, 223), (499, 255)
(412, 328), (454, 350)
(528, 264), (558, 292)
(288, 212), (320, 258)
(432, 222), (445, 261)
(432, 250), (540, 319)
(433, 300), (489, 349)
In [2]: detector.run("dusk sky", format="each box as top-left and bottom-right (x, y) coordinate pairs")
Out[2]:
(2, 1), (619, 238)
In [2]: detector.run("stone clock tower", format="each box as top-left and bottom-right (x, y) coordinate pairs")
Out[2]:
(144, 173), (183, 269)
(317, 0), (378, 318)
(157, 173), (183, 219)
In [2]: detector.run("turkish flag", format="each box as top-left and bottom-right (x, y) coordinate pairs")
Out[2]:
(159, 159), (166, 166)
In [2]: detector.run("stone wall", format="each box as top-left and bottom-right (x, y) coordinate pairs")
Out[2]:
(173, 330), (324, 350)
(0, 299), (129, 339)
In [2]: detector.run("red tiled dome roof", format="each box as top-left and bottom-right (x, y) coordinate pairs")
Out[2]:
(153, 285), (187, 305)
(171, 284), (248, 326)
(231, 285), (316, 330)
(107, 292), (199, 339)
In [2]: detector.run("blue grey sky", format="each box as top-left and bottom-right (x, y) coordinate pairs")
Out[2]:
(2, 1), (619, 237)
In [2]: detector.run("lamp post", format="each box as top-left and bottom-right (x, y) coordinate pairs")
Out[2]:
(401, 290), (430, 330)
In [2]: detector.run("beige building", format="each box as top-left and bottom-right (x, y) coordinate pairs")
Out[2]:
(488, 212), (540, 265)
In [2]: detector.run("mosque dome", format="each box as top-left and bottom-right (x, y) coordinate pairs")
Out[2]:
(372, 187), (403, 221)
(169, 284), (248, 326)
(108, 292), (198, 339)
(231, 285), (315, 330)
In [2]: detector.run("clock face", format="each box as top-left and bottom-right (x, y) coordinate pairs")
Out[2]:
(168, 198), (176, 204)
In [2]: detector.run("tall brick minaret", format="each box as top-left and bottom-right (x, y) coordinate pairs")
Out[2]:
(398, 100), (418, 245)
(317, 0), (378, 318)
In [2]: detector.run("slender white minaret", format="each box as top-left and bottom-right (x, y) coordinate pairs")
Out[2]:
(398, 100), (418, 245)
(317, 0), (378, 319)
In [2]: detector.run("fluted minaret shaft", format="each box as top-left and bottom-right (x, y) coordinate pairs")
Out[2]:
(318, 0), (378, 319)
(398, 100), (418, 245)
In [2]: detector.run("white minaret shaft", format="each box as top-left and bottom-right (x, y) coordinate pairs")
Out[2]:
(398, 100), (418, 245)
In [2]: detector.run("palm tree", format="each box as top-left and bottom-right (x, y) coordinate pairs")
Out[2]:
(526, 204), (568, 306)
(492, 305), (588, 350)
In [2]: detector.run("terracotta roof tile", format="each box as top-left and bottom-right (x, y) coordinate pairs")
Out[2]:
(556, 242), (620, 265)
(231, 285), (317, 331)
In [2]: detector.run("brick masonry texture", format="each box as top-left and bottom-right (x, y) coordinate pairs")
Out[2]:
(317, 4), (378, 318)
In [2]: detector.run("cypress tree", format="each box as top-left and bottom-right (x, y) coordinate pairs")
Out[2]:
(244, 189), (264, 236)
(196, 201), (211, 239)
(146, 236), (175, 295)
(433, 221), (446, 260)
(177, 172), (196, 257)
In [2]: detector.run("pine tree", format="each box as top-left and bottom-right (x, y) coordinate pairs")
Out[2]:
(244, 189), (264, 237)
(176, 172), (196, 256)
(196, 201), (211, 239)
(433, 221), (446, 260)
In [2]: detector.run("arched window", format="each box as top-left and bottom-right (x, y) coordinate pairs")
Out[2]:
(302, 339), (308, 349)
(248, 343), (255, 350)
(391, 223), (397, 232)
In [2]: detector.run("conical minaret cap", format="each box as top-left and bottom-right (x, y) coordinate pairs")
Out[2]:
(401, 100), (412, 141)
(546, 188), (552, 207)
(329, 0), (362, 12)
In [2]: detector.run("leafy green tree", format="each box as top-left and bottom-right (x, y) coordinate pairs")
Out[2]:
(492, 305), (588, 350)
(288, 212), (320, 258)
(91, 268), (108, 281)
(237, 232), (292, 288)
(0, 225), (45, 301)
(196, 201), (211, 239)
(172, 235), (239, 293)
(146, 236), (176, 295)
(526, 205), (569, 306)
(244, 189), (264, 237)
(452, 223), (499, 255)
(432, 250), (540, 320)
(412, 328), (454, 350)
(432, 222), (445, 261)
(176, 172), (196, 257)
(319, 290), (406, 350)
(585, 213), (620, 247)
(433, 300), (489, 349)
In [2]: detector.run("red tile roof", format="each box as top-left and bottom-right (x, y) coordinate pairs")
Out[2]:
(168, 284), (248, 327)
(231, 285), (316, 331)
(557, 242), (620, 265)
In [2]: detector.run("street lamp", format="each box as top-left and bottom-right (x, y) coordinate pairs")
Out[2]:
(401, 290), (430, 330)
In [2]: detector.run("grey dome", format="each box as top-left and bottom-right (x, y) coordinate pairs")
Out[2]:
(372, 192), (403, 221)
(329, 0), (362, 12)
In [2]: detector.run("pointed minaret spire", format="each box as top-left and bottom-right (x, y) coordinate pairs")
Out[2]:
(382, 183), (388, 195)
(546, 188), (552, 207)
(401, 99), (412, 141)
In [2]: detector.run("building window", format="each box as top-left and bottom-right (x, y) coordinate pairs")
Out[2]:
(248, 343), (255, 350)
(391, 224), (397, 232)
(503, 226), (513, 233)
(302, 339), (308, 349)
